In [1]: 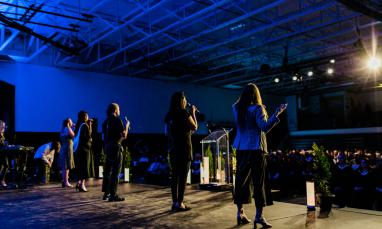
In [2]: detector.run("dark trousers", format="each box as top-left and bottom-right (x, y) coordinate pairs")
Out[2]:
(0, 154), (9, 181)
(102, 143), (123, 197)
(170, 156), (191, 203)
(34, 159), (49, 184)
(235, 150), (273, 208)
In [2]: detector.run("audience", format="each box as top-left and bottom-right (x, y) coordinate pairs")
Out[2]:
(268, 148), (382, 210)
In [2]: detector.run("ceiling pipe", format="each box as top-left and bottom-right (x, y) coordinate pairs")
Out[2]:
(0, 2), (92, 22)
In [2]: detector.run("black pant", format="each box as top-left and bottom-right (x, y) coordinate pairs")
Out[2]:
(0, 154), (9, 182)
(34, 159), (49, 184)
(102, 143), (123, 197)
(170, 156), (191, 203)
(235, 150), (273, 208)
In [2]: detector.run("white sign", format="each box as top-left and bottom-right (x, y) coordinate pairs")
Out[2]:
(203, 157), (209, 184)
(124, 168), (130, 182)
(99, 166), (103, 178)
(187, 169), (191, 185)
(306, 181), (315, 207)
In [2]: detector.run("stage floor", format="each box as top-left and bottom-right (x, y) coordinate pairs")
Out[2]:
(0, 180), (381, 228)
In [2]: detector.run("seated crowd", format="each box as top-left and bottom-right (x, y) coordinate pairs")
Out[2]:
(268, 148), (382, 210)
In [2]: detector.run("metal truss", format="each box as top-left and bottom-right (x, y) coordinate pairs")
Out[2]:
(0, 0), (381, 93)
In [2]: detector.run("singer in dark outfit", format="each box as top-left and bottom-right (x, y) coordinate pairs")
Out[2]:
(102, 103), (130, 202)
(74, 111), (94, 192)
(0, 120), (9, 188)
(233, 83), (286, 228)
(165, 91), (198, 211)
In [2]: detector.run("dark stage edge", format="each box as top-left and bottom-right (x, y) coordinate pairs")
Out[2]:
(0, 180), (381, 229)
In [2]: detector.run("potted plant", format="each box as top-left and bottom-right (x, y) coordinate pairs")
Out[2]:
(122, 146), (132, 182)
(312, 143), (334, 218)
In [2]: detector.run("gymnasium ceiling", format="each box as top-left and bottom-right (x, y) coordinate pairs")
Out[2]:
(0, 0), (382, 94)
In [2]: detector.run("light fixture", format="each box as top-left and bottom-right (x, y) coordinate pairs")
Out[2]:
(330, 59), (335, 64)
(274, 78), (280, 83)
(367, 56), (382, 71)
(292, 76), (298, 81)
(307, 71), (314, 77)
(327, 68), (334, 75)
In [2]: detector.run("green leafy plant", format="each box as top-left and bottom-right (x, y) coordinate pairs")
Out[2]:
(231, 146), (237, 174)
(219, 150), (226, 169)
(99, 148), (106, 165)
(122, 146), (132, 169)
(204, 144), (214, 179)
(312, 143), (332, 196)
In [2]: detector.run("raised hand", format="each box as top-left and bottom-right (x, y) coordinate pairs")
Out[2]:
(276, 103), (288, 116)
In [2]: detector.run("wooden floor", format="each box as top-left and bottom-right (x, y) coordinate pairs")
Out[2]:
(0, 180), (381, 228)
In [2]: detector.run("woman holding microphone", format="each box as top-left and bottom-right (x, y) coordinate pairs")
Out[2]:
(165, 91), (198, 211)
(233, 83), (287, 228)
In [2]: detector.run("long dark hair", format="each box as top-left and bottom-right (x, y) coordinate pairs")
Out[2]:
(75, 110), (88, 134)
(164, 91), (185, 123)
(62, 118), (71, 131)
(234, 83), (267, 128)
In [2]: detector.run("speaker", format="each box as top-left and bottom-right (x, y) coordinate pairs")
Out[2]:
(0, 81), (15, 142)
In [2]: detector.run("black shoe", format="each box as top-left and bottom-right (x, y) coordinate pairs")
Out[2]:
(175, 205), (191, 211)
(237, 213), (251, 225)
(171, 203), (177, 211)
(103, 193), (110, 201)
(108, 195), (125, 202)
(77, 185), (88, 192)
(254, 217), (272, 228)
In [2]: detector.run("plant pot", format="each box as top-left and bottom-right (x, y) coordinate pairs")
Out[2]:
(318, 194), (335, 218)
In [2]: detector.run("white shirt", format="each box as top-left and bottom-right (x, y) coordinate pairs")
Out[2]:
(34, 142), (55, 165)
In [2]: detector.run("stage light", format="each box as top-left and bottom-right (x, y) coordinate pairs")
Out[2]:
(330, 59), (335, 64)
(307, 71), (314, 77)
(274, 78), (280, 83)
(367, 56), (381, 71)
(327, 68), (334, 75)
(292, 76), (298, 81)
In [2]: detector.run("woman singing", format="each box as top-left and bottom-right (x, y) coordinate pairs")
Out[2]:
(59, 118), (76, 188)
(74, 111), (94, 192)
(165, 91), (197, 211)
(233, 83), (286, 228)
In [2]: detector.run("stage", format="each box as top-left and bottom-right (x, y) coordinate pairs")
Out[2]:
(0, 181), (381, 228)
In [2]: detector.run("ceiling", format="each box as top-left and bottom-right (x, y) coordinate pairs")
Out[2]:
(0, 0), (382, 95)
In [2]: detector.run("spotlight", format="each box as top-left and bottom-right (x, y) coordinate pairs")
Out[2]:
(274, 78), (280, 83)
(327, 68), (334, 75)
(292, 75), (298, 81)
(307, 71), (314, 77)
(330, 59), (335, 64)
(367, 56), (382, 71)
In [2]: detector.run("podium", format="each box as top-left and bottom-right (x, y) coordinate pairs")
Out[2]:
(199, 129), (232, 191)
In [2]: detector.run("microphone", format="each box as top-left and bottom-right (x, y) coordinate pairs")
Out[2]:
(124, 116), (131, 130)
(187, 103), (200, 113)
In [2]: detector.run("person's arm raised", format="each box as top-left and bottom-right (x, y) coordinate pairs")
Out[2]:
(122, 117), (130, 139)
(255, 104), (286, 133)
